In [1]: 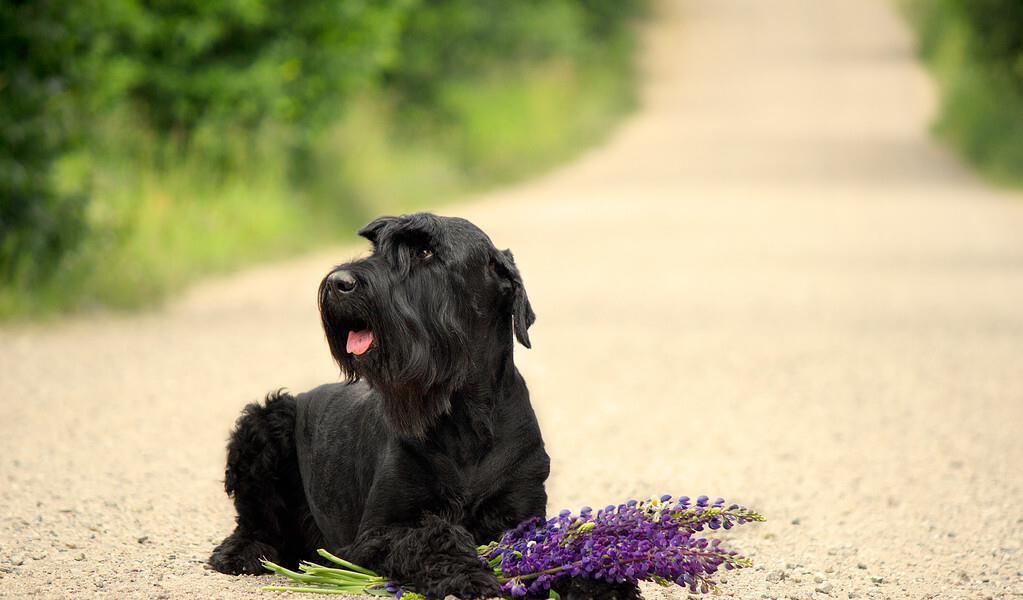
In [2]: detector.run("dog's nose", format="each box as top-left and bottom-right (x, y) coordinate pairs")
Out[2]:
(327, 270), (357, 294)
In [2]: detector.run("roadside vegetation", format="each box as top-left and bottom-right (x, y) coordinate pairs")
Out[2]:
(900, 0), (1023, 186)
(0, 0), (644, 319)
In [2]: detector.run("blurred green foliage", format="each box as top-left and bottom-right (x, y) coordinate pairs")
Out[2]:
(1, 2), (89, 293)
(0, 0), (643, 318)
(903, 0), (1023, 185)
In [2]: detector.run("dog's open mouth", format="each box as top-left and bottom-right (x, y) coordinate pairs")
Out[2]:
(346, 327), (374, 356)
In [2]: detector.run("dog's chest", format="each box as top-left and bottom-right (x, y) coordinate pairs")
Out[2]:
(442, 430), (542, 508)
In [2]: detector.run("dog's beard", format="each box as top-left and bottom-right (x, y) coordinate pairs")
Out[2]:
(319, 282), (472, 439)
(318, 283), (372, 380)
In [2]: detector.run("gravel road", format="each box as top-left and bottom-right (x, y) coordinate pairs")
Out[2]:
(2, 0), (1022, 598)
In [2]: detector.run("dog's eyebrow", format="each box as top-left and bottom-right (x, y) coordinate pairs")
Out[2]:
(360, 214), (446, 258)
(387, 217), (441, 248)
(392, 227), (433, 246)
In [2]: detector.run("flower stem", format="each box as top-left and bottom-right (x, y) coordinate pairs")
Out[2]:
(316, 549), (380, 576)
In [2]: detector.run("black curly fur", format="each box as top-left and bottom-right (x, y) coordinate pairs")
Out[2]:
(343, 514), (502, 598)
(209, 392), (324, 574)
(210, 214), (639, 600)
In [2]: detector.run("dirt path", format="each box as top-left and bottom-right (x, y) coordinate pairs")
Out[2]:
(3, 0), (1022, 598)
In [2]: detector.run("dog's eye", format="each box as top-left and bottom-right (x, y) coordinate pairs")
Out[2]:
(415, 247), (434, 260)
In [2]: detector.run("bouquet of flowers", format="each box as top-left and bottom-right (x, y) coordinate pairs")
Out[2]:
(262, 495), (765, 598)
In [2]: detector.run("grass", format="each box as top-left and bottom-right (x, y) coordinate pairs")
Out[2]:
(0, 47), (637, 320)
(898, 0), (1023, 187)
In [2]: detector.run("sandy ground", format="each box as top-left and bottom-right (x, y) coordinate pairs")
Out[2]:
(3, 0), (1023, 598)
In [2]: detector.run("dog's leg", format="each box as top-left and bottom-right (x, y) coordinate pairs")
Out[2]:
(343, 513), (501, 599)
(209, 392), (313, 575)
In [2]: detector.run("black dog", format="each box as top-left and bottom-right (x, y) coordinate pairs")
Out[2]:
(209, 213), (639, 599)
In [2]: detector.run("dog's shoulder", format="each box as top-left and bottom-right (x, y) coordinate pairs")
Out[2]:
(293, 380), (390, 476)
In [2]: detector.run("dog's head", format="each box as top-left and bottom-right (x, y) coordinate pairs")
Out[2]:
(318, 212), (534, 438)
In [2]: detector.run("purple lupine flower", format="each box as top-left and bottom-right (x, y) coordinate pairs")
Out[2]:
(479, 495), (764, 597)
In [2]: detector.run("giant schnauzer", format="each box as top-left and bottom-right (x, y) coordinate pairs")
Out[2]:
(209, 213), (639, 599)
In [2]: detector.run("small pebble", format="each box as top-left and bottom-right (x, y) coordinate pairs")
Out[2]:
(9, 554), (24, 566)
(815, 582), (834, 595)
(871, 576), (884, 584)
(767, 570), (784, 583)
(857, 562), (867, 569)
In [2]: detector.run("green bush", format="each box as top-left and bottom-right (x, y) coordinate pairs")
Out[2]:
(0, 2), (89, 288)
(903, 0), (1023, 185)
(0, 0), (644, 318)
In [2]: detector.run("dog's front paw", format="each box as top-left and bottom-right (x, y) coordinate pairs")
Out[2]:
(431, 569), (503, 599)
(208, 532), (278, 575)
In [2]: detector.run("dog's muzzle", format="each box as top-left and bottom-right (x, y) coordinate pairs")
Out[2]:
(323, 269), (375, 356)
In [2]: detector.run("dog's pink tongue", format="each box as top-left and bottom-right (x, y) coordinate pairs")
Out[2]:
(346, 329), (374, 356)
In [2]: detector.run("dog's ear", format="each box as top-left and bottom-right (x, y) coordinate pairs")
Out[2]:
(493, 249), (535, 348)
(358, 216), (398, 245)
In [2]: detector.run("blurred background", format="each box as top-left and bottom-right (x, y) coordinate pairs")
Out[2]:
(2, 1), (1023, 599)
(1, 0), (1021, 319)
